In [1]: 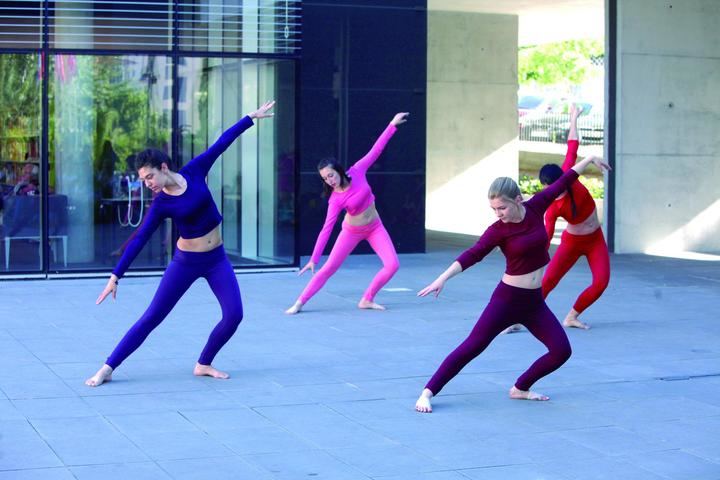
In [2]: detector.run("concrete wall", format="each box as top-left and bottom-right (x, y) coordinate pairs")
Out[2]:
(426, 11), (519, 235)
(615, 0), (720, 254)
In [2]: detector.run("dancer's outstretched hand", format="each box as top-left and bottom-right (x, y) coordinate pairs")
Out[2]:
(298, 260), (315, 276)
(390, 112), (409, 126)
(96, 275), (119, 304)
(569, 103), (582, 120)
(249, 100), (275, 120)
(417, 278), (445, 298)
(587, 155), (612, 172)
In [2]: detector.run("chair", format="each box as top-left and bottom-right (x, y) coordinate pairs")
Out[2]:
(3, 194), (68, 269)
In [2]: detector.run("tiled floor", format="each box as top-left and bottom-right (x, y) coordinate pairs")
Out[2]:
(1, 232), (718, 479)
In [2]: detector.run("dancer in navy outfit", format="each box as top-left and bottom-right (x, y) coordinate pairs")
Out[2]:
(86, 101), (275, 387)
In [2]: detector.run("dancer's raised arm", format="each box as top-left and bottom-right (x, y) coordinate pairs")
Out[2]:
(351, 112), (408, 174)
(561, 104), (582, 171)
(185, 100), (275, 177)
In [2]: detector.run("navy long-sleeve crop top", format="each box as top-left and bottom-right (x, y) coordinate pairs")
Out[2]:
(112, 115), (254, 278)
(456, 168), (580, 275)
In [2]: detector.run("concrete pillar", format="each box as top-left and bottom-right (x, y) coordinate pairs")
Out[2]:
(426, 11), (519, 235)
(615, 0), (720, 254)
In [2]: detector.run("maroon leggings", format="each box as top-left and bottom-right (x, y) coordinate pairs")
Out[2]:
(542, 228), (610, 314)
(426, 282), (571, 394)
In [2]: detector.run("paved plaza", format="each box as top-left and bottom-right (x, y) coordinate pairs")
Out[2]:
(1, 232), (719, 479)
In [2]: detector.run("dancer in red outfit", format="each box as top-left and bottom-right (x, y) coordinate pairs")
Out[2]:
(540, 104), (610, 330)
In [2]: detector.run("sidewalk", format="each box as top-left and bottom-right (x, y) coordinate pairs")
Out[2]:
(1, 231), (719, 479)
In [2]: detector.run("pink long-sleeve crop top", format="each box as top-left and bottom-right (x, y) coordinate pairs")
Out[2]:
(310, 123), (397, 264)
(456, 168), (580, 276)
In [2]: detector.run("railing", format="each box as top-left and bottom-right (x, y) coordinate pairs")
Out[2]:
(519, 112), (604, 146)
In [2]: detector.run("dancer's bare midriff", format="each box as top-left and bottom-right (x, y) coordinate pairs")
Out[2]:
(344, 202), (378, 227)
(176, 225), (223, 252)
(565, 208), (601, 236)
(501, 265), (546, 290)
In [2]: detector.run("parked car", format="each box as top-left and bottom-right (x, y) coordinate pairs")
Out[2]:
(518, 95), (562, 140)
(520, 101), (604, 145)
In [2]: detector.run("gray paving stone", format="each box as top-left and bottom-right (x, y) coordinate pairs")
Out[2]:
(326, 445), (446, 477)
(157, 456), (274, 480)
(243, 449), (372, 479)
(623, 450), (720, 479)
(128, 431), (234, 461)
(70, 462), (172, 480)
(0, 420), (63, 471)
(0, 468), (75, 480)
(208, 425), (316, 455)
(12, 397), (97, 420)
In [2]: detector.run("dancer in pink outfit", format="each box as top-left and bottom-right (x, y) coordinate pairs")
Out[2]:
(286, 112), (409, 314)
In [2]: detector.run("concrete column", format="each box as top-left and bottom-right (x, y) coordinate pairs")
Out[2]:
(426, 11), (519, 235)
(615, 0), (720, 254)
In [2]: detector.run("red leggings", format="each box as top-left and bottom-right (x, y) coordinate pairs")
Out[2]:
(542, 228), (610, 314)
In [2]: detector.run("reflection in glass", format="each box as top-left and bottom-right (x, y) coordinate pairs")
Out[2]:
(49, 55), (172, 271)
(0, 54), (42, 272)
(178, 57), (295, 266)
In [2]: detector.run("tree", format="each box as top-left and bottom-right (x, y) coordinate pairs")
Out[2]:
(518, 39), (604, 87)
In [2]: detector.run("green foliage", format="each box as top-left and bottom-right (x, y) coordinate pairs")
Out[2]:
(519, 40), (604, 87)
(0, 54), (40, 133)
(519, 174), (604, 199)
(0, 54), (41, 162)
(579, 175), (604, 199)
(519, 175), (543, 195)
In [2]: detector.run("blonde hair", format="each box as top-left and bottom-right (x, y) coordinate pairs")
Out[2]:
(488, 177), (521, 200)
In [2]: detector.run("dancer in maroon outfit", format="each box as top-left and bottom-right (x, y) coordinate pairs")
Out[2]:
(415, 155), (611, 413)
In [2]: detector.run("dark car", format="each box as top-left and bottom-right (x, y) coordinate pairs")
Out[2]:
(521, 102), (603, 145)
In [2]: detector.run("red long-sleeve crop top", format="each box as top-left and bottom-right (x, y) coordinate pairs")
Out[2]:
(543, 140), (597, 243)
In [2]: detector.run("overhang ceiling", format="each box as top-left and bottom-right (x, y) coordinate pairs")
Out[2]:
(428, 0), (605, 45)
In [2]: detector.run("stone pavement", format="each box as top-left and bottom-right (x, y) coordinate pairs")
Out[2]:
(1, 231), (719, 479)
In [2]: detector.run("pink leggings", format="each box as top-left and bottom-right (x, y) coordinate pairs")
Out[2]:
(299, 218), (399, 304)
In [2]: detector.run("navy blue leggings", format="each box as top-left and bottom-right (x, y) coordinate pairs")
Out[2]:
(106, 245), (243, 369)
(426, 282), (571, 394)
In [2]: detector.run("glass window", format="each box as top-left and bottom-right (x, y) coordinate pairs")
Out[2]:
(178, 57), (295, 266)
(48, 54), (172, 272)
(178, 0), (301, 54)
(0, 53), (42, 272)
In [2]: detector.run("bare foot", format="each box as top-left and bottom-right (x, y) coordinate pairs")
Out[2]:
(502, 324), (523, 334)
(509, 385), (549, 401)
(193, 363), (230, 379)
(415, 388), (434, 413)
(85, 364), (113, 387)
(285, 300), (304, 315)
(563, 310), (590, 330)
(358, 299), (386, 310)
